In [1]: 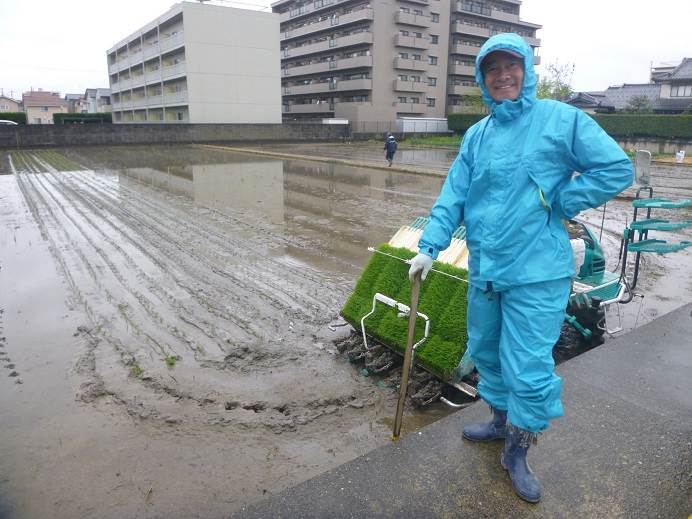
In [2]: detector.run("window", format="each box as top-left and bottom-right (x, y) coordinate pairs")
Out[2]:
(42, 106), (48, 111)
(398, 96), (407, 103)
(431, 13), (440, 22)
(413, 32), (423, 38)
(427, 97), (436, 107)
(411, 75), (421, 82)
(431, 35), (439, 44)
(671, 84), (692, 97)
(414, 9), (423, 15)
(400, 7), (410, 12)
(412, 54), (422, 61)
(428, 56), (438, 65)
(398, 74), (409, 81)
(428, 77), (437, 86)
(410, 97), (420, 104)
(399, 52), (409, 59)
(400, 30), (409, 36)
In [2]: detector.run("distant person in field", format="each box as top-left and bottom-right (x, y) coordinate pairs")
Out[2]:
(384, 134), (398, 167)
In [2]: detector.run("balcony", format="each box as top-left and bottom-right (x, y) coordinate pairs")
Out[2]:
(142, 44), (159, 60)
(279, 0), (366, 23)
(451, 22), (490, 38)
(283, 103), (334, 114)
(394, 34), (429, 50)
(159, 32), (185, 54)
(118, 78), (132, 91)
(112, 101), (123, 111)
(283, 78), (372, 96)
(282, 55), (372, 77)
(395, 11), (430, 27)
(393, 57), (428, 72)
(163, 90), (188, 105)
(130, 74), (146, 89)
(108, 62), (119, 74)
(449, 85), (481, 96)
(395, 102), (427, 114)
(450, 43), (481, 56)
(145, 69), (162, 83)
(393, 80), (427, 93)
(146, 94), (163, 106)
(448, 105), (480, 114)
(162, 62), (186, 80)
(281, 8), (373, 41)
(132, 97), (148, 109)
(448, 64), (476, 76)
(283, 32), (373, 59)
(523, 35), (541, 47)
(491, 9), (520, 23)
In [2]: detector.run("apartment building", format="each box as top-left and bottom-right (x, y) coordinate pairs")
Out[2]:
(272, 0), (540, 124)
(107, 2), (281, 124)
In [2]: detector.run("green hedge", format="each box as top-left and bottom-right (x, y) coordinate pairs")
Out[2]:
(0, 112), (26, 124)
(53, 112), (112, 124)
(590, 114), (692, 139)
(449, 112), (692, 140)
(340, 244), (468, 380)
(447, 113), (486, 134)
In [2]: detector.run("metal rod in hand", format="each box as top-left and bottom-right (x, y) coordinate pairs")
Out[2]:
(392, 271), (421, 441)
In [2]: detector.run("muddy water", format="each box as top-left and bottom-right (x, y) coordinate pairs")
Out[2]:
(0, 146), (450, 519)
(1, 145), (690, 518)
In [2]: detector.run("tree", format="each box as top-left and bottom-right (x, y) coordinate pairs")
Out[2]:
(626, 95), (653, 113)
(536, 61), (575, 101)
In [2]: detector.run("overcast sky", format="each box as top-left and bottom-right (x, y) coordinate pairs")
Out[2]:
(0, 0), (689, 99)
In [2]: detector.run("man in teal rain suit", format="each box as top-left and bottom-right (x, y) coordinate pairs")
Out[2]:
(409, 33), (632, 503)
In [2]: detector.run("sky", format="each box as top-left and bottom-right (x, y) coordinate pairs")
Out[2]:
(0, 0), (689, 99)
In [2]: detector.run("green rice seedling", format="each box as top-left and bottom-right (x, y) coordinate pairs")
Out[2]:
(340, 244), (468, 380)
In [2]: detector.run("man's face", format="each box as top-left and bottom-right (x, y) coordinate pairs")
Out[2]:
(482, 51), (524, 102)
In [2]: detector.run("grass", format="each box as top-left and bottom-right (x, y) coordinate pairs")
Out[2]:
(130, 363), (144, 377)
(340, 244), (468, 380)
(164, 355), (178, 367)
(403, 135), (462, 148)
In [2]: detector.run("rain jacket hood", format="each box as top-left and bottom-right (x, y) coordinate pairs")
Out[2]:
(476, 33), (537, 121)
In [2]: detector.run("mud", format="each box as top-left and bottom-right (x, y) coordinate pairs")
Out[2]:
(0, 144), (689, 518)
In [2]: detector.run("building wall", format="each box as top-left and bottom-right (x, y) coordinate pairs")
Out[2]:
(0, 122), (349, 148)
(183, 3), (281, 123)
(107, 2), (280, 124)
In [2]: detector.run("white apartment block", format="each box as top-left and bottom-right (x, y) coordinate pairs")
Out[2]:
(272, 0), (541, 124)
(107, 2), (281, 124)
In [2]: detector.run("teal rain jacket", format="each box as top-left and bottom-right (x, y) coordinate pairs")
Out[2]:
(418, 33), (633, 291)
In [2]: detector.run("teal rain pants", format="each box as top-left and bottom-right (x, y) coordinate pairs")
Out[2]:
(467, 277), (571, 433)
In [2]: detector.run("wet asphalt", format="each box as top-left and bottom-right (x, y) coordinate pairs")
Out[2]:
(235, 302), (692, 518)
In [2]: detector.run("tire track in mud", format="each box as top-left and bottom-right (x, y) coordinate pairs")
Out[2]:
(9, 151), (286, 422)
(10, 151), (373, 432)
(78, 168), (341, 317)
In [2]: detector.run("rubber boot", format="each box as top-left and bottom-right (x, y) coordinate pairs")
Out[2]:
(501, 423), (541, 503)
(462, 406), (507, 442)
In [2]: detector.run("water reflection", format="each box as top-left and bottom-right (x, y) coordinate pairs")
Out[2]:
(98, 146), (441, 274)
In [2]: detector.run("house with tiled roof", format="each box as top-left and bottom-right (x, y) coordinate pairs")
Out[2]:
(567, 58), (692, 114)
(22, 90), (68, 124)
(652, 57), (692, 113)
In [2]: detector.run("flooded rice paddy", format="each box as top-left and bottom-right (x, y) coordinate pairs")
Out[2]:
(0, 144), (690, 518)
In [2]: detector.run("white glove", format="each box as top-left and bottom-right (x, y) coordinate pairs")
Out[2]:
(408, 253), (433, 282)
